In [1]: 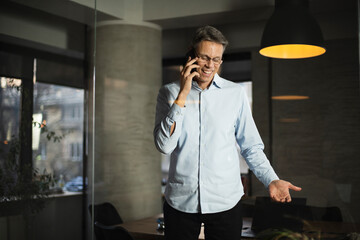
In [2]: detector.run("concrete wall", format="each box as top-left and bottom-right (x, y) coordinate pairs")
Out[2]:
(88, 22), (163, 222)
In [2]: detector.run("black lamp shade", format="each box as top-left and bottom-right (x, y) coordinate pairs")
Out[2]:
(260, 0), (326, 59)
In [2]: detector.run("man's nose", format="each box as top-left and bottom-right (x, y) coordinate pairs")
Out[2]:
(205, 59), (215, 67)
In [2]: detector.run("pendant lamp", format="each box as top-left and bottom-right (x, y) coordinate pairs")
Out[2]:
(260, 0), (326, 59)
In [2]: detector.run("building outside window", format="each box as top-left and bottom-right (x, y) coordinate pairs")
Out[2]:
(70, 142), (82, 161)
(32, 82), (84, 191)
(0, 77), (22, 164)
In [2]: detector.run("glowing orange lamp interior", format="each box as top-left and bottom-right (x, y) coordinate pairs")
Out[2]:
(260, 44), (326, 59)
(271, 95), (310, 100)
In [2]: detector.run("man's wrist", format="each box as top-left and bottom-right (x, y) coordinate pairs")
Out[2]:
(174, 99), (185, 107)
(268, 179), (280, 188)
(175, 93), (187, 107)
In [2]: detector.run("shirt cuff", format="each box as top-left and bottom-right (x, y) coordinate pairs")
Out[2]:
(264, 172), (280, 188)
(168, 102), (186, 123)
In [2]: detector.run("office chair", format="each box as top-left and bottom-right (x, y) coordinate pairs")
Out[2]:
(251, 196), (307, 233)
(94, 221), (134, 240)
(89, 202), (124, 225)
(305, 206), (343, 222)
(251, 197), (342, 230)
(241, 201), (255, 217)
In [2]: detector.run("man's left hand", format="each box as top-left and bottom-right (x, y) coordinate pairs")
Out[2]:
(268, 180), (302, 203)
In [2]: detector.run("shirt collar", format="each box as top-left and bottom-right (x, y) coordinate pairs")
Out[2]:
(192, 73), (224, 90)
(211, 73), (223, 89)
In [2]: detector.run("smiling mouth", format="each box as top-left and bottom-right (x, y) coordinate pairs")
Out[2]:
(202, 69), (212, 75)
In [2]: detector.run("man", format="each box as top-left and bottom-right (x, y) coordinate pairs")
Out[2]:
(153, 26), (301, 240)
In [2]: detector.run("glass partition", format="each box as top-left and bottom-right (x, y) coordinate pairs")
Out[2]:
(1, 1), (359, 240)
(249, 1), (360, 227)
(91, 1), (360, 238)
(0, 1), (95, 240)
(89, 0), (163, 227)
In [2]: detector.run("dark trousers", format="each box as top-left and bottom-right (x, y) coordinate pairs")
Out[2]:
(163, 200), (243, 240)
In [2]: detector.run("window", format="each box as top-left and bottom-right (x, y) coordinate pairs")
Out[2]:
(70, 142), (82, 161)
(40, 142), (47, 160)
(0, 77), (22, 163)
(32, 82), (84, 190)
(63, 105), (82, 120)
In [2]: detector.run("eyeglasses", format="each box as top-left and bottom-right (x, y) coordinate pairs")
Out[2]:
(195, 52), (223, 66)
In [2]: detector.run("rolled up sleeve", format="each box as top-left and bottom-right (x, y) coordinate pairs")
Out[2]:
(154, 86), (186, 154)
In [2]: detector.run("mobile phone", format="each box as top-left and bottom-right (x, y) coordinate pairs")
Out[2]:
(183, 49), (197, 73)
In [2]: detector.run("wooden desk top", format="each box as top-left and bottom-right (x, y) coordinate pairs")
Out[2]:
(121, 215), (360, 240)
(120, 214), (204, 240)
(121, 215), (164, 239)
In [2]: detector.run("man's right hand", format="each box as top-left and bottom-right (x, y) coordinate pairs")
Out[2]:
(170, 57), (199, 136)
(175, 57), (199, 107)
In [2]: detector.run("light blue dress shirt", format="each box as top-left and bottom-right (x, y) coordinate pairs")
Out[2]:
(154, 74), (279, 214)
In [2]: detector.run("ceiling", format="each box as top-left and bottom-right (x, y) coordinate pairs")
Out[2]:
(2, 0), (356, 60)
(6, 0), (352, 30)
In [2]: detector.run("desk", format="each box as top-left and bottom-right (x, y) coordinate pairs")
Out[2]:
(121, 216), (258, 239)
(120, 214), (204, 240)
(121, 215), (360, 240)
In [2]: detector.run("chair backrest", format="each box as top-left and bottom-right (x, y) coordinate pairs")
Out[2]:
(241, 201), (255, 217)
(305, 206), (343, 222)
(94, 222), (134, 240)
(89, 202), (123, 226)
(251, 196), (307, 233)
(250, 196), (343, 235)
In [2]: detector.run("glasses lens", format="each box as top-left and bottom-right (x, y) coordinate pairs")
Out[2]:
(213, 59), (221, 64)
(197, 54), (222, 65)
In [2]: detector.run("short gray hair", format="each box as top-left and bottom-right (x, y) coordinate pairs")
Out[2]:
(191, 26), (228, 52)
